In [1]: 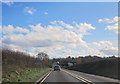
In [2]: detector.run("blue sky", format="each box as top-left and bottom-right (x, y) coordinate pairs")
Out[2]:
(1, 2), (118, 58)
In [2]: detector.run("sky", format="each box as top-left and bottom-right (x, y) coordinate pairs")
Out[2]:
(1, 2), (118, 58)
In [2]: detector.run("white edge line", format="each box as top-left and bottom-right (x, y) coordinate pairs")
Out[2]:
(62, 70), (90, 84)
(39, 71), (52, 84)
(62, 69), (95, 84)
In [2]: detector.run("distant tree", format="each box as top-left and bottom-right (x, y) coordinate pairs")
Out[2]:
(72, 57), (74, 60)
(37, 52), (49, 67)
(37, 52), (49, 60)
(66, 56), (72, 62)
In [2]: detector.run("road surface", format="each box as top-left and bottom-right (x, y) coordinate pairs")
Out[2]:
(38, 69), (119, 84)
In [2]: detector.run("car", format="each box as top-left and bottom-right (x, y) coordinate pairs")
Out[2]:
(53, 65), (60, 71)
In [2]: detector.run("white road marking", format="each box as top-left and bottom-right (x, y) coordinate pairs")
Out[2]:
(62, 69), (95, 84)
(39, 71), (52, 84)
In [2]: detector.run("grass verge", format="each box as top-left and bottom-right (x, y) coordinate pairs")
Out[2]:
(2, 68), (51, 82)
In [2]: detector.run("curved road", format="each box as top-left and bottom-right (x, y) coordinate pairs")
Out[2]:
(38, 69), (119, 84)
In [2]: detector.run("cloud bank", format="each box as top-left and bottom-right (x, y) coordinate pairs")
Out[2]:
(1, 21), (118, 58)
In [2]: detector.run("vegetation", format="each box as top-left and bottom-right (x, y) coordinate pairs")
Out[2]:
(2, 49), (51, 83)
(2, 68), (51, 82)
(68, 58), (119, 79)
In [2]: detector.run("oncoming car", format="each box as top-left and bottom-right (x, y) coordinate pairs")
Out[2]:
(53, 65), (61, 71)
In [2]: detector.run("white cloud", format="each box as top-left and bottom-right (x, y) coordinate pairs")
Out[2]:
(98, 16), (118, 23)
(27, 10), (33, 14)
(51, 21), (96, 36)
(99, 16), (119, 34)
(74, 22), (96, 35)
(2, 22), (93, 57)
(24, 7), (36, 15)
(106, 23), (118, 34)
(79, 48), (101, 56)
(98, 19), (103, 23)
(2, 23), (89, 52)
(44, 12), (48, 15)
(15, 27), (30, 33)
(2, 25), (14, 34)
(63, 49), (81, 56)
(51, 21), (74, 29)
(2, 25), (30, 34)
(101, 47), (118, 56)
(88, 41), (113, 53)
(2, 21), (117, 58)
(62, 48), (103, 57)
(84, 41), (114, 56)
(91, 41), (112, 47)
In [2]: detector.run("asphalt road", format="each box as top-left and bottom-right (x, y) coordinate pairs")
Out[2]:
(39, 69), (119, 84)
